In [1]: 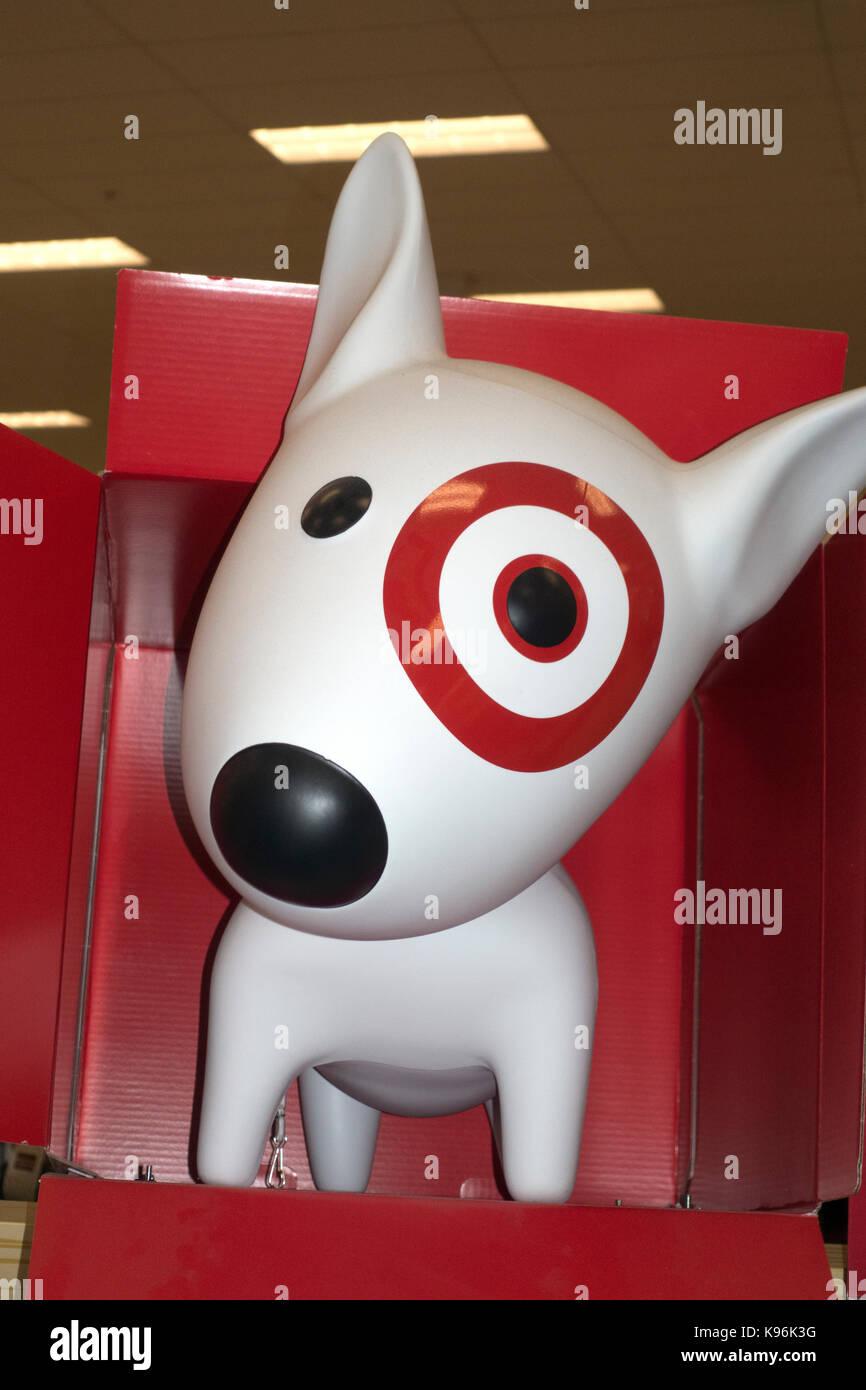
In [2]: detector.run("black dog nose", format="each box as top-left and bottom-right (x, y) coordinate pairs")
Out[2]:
(210, 743), (388, 908)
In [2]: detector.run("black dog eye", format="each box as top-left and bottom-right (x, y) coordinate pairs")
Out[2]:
(507, 566), (578, 648)
(301, 476), (372, 538)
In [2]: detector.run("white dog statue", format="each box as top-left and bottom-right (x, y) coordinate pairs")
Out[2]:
(181, 133), (866, 1203)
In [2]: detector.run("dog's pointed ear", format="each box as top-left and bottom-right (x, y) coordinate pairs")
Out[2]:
(676, 386), (866, 636)
(290, 132), (446, 419)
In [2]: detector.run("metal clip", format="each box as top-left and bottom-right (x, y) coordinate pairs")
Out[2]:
(265, 1099), (287, 1190)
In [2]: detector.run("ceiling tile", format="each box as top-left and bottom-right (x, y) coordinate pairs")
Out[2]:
(32, 164), (312, 217)
(818, 0), (866, 49)
(0, 92), (229, 146)
(146, 25), (492, 88)
(104, 0), (461, 41)
(0, 272), (119, 342)
(1, 0), (127, 51)
(282, 144), (566, 203)
(201, 70), (518, 129)
(663, 273), (866, 335)
(830, 48), (866, 92)
(104, 194), (328, 244)
(573, 134), (851, 184)
(124, 241), (323, 282)
(459, 0), (807, 12)
(0, 296), (114, 402)
(840, 335), (866, 388)
(613, 206), (865, 276)
(536, 96), (847, 155)
(428, 216), (645, 287)
(0, 132), (270, 181)
(0, 45), (183, 104)
(848, 135), (866, 181)
(510, 51), (835, 110)
(459, 0), (591, 14)
(0, 173), (70, 213)
(0, 209), (93, 240)
(423, 177), (586, 225)
(404, 149), (575, 194)
(839, 91), (866, 134)
(0, 1), (860, 420)
(591, 162), (859, 212)
(476, 4), (820, 68)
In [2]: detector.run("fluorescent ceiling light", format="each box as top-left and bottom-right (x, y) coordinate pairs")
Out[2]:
(0, 411), (90, 428)
(476, 288), (665, 313)
(250, 115), (547, 163)
(0, 238), (148, 272)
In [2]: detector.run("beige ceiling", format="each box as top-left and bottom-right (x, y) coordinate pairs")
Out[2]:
(0, 0), (863, 473)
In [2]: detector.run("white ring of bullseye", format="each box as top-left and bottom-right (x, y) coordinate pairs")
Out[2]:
(438, 505), (629, 720)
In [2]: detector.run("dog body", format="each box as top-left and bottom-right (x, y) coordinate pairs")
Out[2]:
(198, 867), (594, 1201)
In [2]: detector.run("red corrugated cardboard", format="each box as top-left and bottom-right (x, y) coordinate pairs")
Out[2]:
(29, 1174), (833, 1301)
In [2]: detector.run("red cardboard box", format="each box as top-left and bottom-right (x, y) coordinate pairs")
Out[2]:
(29, 1175), (835, 1301)
(848, 1185), (866, 1300)
(3, 272), (865, 1296)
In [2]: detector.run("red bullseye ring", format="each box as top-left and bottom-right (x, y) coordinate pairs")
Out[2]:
(382, 461), (664, 773)
(492, 553), (588, 663)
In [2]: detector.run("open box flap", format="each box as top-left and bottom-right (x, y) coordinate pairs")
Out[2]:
(0, 423), (100, 1144)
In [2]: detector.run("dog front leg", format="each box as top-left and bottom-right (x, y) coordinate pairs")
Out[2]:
(196, 903), (312, 1186)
